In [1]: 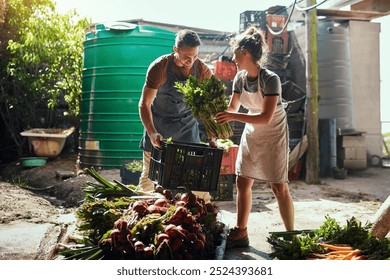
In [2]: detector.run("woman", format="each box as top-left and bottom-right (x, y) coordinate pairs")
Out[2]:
(215, 27), (294, 249)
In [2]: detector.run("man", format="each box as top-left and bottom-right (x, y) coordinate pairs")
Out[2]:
(138, 29), (212, 191)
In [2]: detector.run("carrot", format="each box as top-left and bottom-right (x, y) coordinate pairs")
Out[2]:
(326, 255), (345, 260)
(325, 250), (355, 255)
(352, 255), (368, 260)
(319, 243), (354, 251)
(342, 249), (361, 260)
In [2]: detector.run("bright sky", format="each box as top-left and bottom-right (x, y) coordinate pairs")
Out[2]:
(54, 0), (293, 32)
(55, 0), (389, 133)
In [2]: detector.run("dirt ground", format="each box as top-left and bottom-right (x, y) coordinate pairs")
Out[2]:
(0, 152), (389, 260)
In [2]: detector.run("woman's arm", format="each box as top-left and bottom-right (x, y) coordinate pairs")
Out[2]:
(216, 94), (278, 125)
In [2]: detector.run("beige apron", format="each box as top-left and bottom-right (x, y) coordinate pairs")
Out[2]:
(235, 76), (289, 183)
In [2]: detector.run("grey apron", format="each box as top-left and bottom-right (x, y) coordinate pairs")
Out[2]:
(140, 56), (200, 152)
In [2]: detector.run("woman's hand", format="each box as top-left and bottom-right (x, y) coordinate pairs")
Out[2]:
(215, 111), (234, 124)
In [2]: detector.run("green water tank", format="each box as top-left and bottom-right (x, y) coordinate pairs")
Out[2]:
(79, 22), (175, 168)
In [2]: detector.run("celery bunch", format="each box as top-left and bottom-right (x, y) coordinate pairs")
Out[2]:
(175, 75), (233, 139)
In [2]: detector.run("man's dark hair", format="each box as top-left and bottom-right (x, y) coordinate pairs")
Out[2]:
(175, 29), (202, 48)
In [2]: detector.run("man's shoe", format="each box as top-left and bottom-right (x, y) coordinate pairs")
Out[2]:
(226, 227), (249, 249)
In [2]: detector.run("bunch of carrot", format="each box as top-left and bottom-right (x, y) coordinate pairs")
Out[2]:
(308, 243), (367, 260)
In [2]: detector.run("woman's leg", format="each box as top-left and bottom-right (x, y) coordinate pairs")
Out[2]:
(226, 175), (254, 248)
(270, 182), (294, 231)
(236, 175), (254, 229)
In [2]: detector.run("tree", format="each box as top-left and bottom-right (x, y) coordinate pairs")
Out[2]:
(7, 5), (90, 115)
(0, 0), (90, 160)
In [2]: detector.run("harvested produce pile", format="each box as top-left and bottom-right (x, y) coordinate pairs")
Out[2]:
(59, 168), (226, 260)
(175, 75), (233, 139)
(267, 215), (390, 260)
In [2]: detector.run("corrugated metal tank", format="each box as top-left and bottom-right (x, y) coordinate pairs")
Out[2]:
(317, 21), (355, 133)
(79, 22), (175, 168)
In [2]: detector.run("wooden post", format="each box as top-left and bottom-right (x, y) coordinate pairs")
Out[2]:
(305, 0), (320, 184)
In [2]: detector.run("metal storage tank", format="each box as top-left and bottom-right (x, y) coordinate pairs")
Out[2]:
(317, 21), (355, 133)
(79, 22), (175, 168)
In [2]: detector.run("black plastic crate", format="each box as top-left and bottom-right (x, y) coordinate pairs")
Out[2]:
(148, 141), (223, 191)
(211, 174), (235, 201)
(287, 112), (305, 139)
(282, 81), (306, 113)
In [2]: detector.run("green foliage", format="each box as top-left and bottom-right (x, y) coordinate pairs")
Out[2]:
(175, 75), (234, 139)
(267, 215), (390, 260)
(124, 160), (143, 173)
(76, 197), (133, 243)
(6, 3), (90, 115)
(383, 132), (390, 156)
(0, 0), (90, 159)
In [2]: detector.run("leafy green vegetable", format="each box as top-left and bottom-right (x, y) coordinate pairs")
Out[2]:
(124, 160), (143, 173)
(217, 138), (235, 152)
(175, 75), (234, 139)
(267, 231), (323, 260)
(267, 215), (390, 260)
(83, 167), (147, 201)
(76, 197), (134, 242)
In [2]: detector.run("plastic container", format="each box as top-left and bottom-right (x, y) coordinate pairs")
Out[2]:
(211, 174), (234, 201)
(287, 112), (305, 139)
(282, 81), (306, 114)
(220, 145), (239, 175)
(332, 168), (347, 180)
(267, 32), (289, 54)
(288, 159), (302, 181)
(383, 157), (390, 168)
(79, 23), (175, 168)
(20, 157), (48, 167)
(120, 166), (141, 185)
(239, 10), (267, 33)
(20, 128), (74, 158)
(213, 61), (237, 81)
(148, 141), (223, 191)
(317, 21), (354, 133)
(266, 15), (287, 31)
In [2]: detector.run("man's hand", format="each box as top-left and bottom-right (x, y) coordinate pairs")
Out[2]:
(208, 136), (218, 148)
(150, 132), (163, 148)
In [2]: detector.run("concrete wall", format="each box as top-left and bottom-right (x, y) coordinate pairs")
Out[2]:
(349, 20), (383, 158)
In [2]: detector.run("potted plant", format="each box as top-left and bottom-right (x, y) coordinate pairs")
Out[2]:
(331, 166), (347, 180)
(120, 160), (143, 185)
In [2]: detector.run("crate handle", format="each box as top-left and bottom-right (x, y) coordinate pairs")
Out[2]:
(183, 153), (205, 169)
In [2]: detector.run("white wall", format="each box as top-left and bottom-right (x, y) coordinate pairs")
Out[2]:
(349, 20), (383, 158)
(373, 15), (390, 134)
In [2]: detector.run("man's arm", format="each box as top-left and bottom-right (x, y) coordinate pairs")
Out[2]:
(138, 86), (162, 148)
